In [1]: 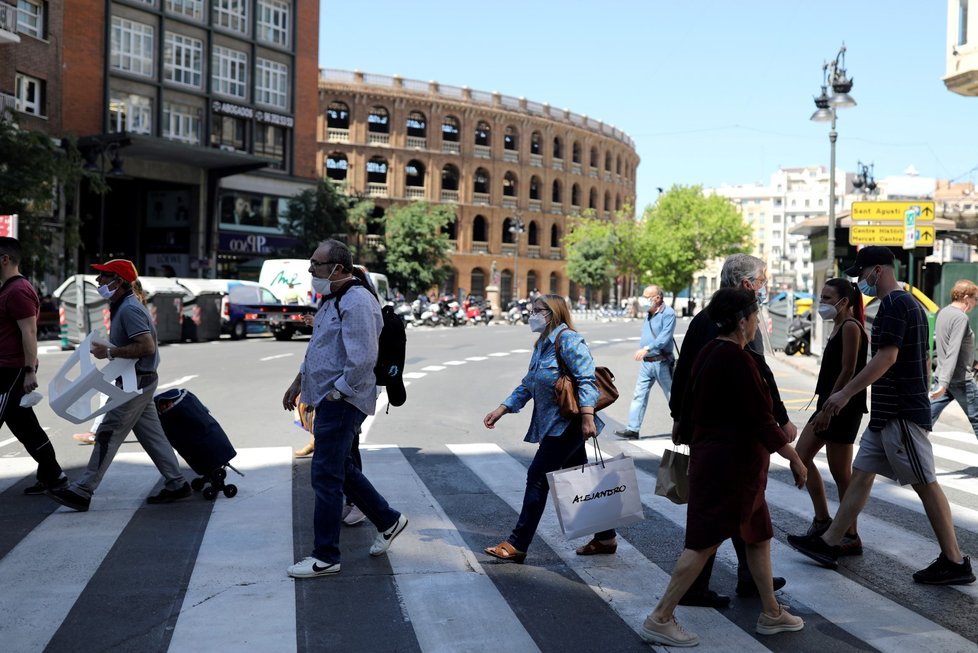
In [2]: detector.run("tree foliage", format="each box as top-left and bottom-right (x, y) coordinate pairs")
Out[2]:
(564, 213), (615, 293)
(382, 201), (457, 295)
(642, 184), (751, 297)
(282, 179), (373, 257)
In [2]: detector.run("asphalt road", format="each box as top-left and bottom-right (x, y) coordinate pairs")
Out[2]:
(2, 316), (978, 652)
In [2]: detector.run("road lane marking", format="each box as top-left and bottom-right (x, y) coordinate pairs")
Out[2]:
(0, 437), (18, 449)
(260, 353), (294, 361)
(420, 365), (446, 372)
(509, 348), (531, 353)
(488, 352), (509, 357)
(442, 361), (467, 366)
(611, 338), (624, 342)
(591, 340), (608, 344)
(158, 375), (199, 389)
(404, 372), (427, 379)
(465, 356), (488, 361)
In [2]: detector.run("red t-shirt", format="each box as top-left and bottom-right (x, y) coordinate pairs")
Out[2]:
(0, 276), (39, 368)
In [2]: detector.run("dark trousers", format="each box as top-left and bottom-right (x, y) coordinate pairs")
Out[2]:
(686, 536), (752, 596)
(508, 420), (616, 552)
(0, 367), (62, 485)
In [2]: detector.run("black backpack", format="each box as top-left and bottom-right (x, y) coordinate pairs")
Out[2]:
(331, 281), (407, 407)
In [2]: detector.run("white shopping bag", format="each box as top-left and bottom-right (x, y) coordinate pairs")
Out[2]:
(546, 453), (645, 540)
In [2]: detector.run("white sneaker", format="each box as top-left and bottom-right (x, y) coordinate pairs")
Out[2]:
(343, 505), (366, 526)
(369, 514), (408, 557)
(287, 557), (340, 578)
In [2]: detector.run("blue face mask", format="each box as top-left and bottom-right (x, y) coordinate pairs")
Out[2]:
(857, 268), (879, 298)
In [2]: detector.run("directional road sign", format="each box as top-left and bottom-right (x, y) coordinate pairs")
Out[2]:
(850, 224), (935, 247)
(851, 201), (935, 222)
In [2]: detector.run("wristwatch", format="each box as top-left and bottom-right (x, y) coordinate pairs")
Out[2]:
(326, 388), (345, 401)
(106, 348), (114, 361)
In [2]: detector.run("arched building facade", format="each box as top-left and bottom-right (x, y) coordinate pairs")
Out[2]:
(317, 69), (638, 302)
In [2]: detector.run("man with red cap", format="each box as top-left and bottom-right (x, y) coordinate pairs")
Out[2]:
(47, 259), (190, 512)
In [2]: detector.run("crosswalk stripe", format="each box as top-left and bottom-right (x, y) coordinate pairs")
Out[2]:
(0, 456), (40, 493)
(0, 453), (162, 651)
(447, 442), (771, 652)
(624, 439), (978, 651)
(363, 444), (540, 653)
(169, 448), (295, 652)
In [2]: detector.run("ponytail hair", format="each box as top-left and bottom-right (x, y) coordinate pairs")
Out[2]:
(825, 277), (864, 325)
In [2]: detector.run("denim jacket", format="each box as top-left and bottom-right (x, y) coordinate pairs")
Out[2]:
(502, 323), (606, 443)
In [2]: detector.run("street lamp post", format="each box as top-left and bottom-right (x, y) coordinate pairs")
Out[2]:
(852, 161), (878, 197)
(810, 44), (856, 277)
(81, 135), (128, 261)
(508, 212), (525, 302)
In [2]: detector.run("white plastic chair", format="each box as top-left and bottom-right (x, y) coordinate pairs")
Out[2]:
(48, 332), (142, 424)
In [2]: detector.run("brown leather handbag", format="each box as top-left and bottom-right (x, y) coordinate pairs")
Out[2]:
(554, 328), (619, 418)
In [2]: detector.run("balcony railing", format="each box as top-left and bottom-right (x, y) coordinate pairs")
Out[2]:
(365, 234), (384, 249)
(549, 205), (563, 215)
(503, 151), (519, 163)
(502, 197), (517, 209)
(474, 145), (491, 159)
(552, 159), (564, 171)
(604, 171), (612, 182)
(0, 92), (16, 119)
(405, 187), (426, 200)
(528, 199), (542, 212)
(473, 192), (490, 205)
(0, 4), (18, 40)
(530, 154), (543, 168)
(589, 168), (599, 179)
(327, 128), (349, 143)
(549, 250), (563, 260)
(527, 245), (541, 259)
(472, 242), (489, 254)
(367, 132), (390, 146)
(406, 136), (426, 149)
(440, 189), (459, 203)
(501, 243), (516, 255)
(366, 183), (388, 197)
(571, 163), (583, 175)
(442, 141), (460, 154)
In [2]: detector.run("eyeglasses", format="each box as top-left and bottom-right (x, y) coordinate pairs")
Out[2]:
(531, 308), (551, 315)
(309, 260), (339, 268)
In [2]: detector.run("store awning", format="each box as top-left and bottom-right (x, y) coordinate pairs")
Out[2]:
(79, 133), (269, 179)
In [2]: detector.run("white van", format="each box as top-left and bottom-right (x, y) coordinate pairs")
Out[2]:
(260, 259), (315, 306)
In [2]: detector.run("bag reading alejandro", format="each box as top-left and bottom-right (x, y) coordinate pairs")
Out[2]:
(547, 452), (644, 539)
(333, 279), (407, 408)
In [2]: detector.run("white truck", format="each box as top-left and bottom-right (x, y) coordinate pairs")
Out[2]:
(259, 258), (316, 306)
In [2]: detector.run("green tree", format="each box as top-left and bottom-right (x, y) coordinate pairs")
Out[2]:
(382, 201), (456, 295)
(282, 179), (373, 256)
(641, 184), (751, 301)
(0, 119), (93, 278)
(565, 213), (615, 297)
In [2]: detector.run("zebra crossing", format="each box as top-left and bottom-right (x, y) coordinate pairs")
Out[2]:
(2, 431), (978, 652)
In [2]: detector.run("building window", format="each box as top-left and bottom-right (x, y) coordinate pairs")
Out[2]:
(109, 93), (152, 134)
(553, 136), (563, 159)
(213, 0), (249, 35)
(325, 152), (348, 181)
(530, 131), (542, 155)
(472, 216), (487, 242)
(327, 101), (349, 129)
(111, 17), (154, 78)
(255, 124), (287, 170)
(406, 111), (426, 138)
(368, 106), (390, 133)
(14, 73), (44, 116)
(211, 114), (248, 151)
(256, 58), (288, 109)
(442, 115), (460, 142)
(961, 0), (969, 46)
(475, 120), (491, 146)
(504, 125), (518, 151)
(257, 0), (290, 48)
(164, 33), (203, 88)
(17, 0), (44, 39)
(163, 102), (202, 144)
(166, 0), (204, 21)
(212, 46), (248, 99)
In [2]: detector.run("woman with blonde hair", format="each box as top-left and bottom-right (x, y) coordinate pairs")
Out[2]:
(483, 294), (616, 563)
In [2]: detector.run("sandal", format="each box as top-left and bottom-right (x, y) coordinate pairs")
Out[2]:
(73, 432), (96, 445)
(484, 540), (527, 564)
(575, 538), (618, 556)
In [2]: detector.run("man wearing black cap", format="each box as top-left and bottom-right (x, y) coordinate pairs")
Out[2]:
(788, 246), (975, 585)
(47, 259), (190, 512)
(282, 240), (407, 578)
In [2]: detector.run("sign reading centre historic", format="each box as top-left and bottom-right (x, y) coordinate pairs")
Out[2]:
(850, 224), (935, 247)
(851, 201), (935, 222)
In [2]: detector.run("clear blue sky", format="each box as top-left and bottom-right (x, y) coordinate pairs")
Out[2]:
(320, 1), (977, 213)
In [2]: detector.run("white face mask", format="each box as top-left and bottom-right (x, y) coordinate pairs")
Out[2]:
(528, 313), (548, 333)
(638, 297), (652, 310)
(311, 276), (332, 296)
(817, 299), (843, 321)
(97, 280), (117, 299)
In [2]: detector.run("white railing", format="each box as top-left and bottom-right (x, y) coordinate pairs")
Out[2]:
(502, 197), (517, 209)
(473, 192), (490, 205)
(530, 154), (543, 167)
(448, 239), (458, 252)
(441, 189), (459, 202)
(474, 144), (491, 159)
(405, 187), (426, 199)
(552, 159), (564, 171)
(503, 151), (519, 163)
(528, 199), (542, 212)
(527, 245), (541, 259)
(572, 163), (583, 175)
(327, 128), (349, 143)
(367, 132), (390, 146)
(318, 68), (636, 149)
(604, 171), (612, 182)
(550, 205), (563, 214)
(589, 168), (599, 179)
(549, 250), (563, 260)
(501, 243), (516, 254)
(442, 141), (460, 154)
(406, 136), (426, 149)
(472, 242), (489, 254)
(0, 3), (17, 36)
(365, 234), (384, 249)
(0, 92), (16, 119)
(366, 183), (388, 197)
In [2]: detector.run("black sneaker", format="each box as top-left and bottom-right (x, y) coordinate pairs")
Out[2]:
(614, 428), (640, 439)
(678, 589), (731, 609)
(806, 516), (833, 537)
(735, 576), (786, 597)
(787, 533), (839, 569)
(46, 487), (91, 512)
(839, 533), (863, 557)
(147, 482), (192, 504)
(913, 554), (976, 585)
(24, 475), (68, 496)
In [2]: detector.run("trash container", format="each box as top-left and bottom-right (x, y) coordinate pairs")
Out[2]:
(767, 295), (792, 351)
(52, 275), (111, 349)
(174, 279), (226, 342)
(137, 277), (186, 344)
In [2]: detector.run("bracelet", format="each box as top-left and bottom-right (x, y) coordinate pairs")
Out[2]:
(106, 348), (114, 361)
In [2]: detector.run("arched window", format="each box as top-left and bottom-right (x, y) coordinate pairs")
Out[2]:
(473, 168), (490, 194)
(472, 215), (487, 242)
(503, 171), (518, 197)
(529, 175), (541, 200)
(553, 136), (563, 159)
(405, 159), (425, 187)
(589, 187), (598, 210)
(550, 224), (560, 248)
(367, 156), (388, 183)
(528, 221), (539, 246)
(616, 155), (622, 175)
(589, 145), (598, 168)
(475, 120), (491, 146)
(443, 218), (457, 240)
(604, 151), (612, 171)
(502, 217), (516, 244)
(442, 115), (460, 142)
(572, 141), (581, 164)
(406, 111), (426, 138)
(615, 194), (622, 211)
(571, 183), (581, 206)
(501, 270), (513, 304)
(549, 271), (559, 293)
(526, 270), (537, 293)
(326, 101), (349, 129)
(604, 190), (611, 212)
(504, 125), (518, 151)
(367, 106), (389, 133)
(325, 152), (347, 181)
(441, 164), (460, 191)
(471, 268), (486, 296)
(530, 131), (542, 155)
(552, 179), (562, 203)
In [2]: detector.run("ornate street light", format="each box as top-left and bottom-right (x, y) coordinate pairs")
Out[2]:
(852, 160), (878, 195)
(81, 135), (128, 260)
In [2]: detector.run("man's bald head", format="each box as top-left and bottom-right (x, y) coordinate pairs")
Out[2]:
(643, 285), (662, 300)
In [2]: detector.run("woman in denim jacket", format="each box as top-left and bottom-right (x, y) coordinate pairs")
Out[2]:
(483, 294), (616, 563)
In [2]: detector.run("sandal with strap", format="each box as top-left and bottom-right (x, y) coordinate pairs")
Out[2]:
(484, 540), (527, 564)
(575, 538), (618, 556)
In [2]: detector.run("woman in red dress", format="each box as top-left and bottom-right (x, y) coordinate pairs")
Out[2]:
(641, 288), (808, 647)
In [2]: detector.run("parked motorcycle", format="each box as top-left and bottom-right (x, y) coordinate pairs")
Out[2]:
(393, 300), (414, 327)
(506, 299), (530, 325)
(784, 311), (812, 356)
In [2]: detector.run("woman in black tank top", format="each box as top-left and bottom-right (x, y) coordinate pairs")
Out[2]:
(796, 279), (868, 555)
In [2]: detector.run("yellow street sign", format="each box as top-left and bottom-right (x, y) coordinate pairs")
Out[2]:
(851, 201), (935, 222)
(850, 225), (935, 246)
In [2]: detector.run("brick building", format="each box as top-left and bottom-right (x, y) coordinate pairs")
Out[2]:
(0, 0), (318, 281)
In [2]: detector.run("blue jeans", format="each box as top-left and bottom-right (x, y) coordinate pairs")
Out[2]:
(508, 420), (615, 552)
(626, 360), (673, 432)
(931, 379), (978, 438)
(310, 400), (400, 564)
